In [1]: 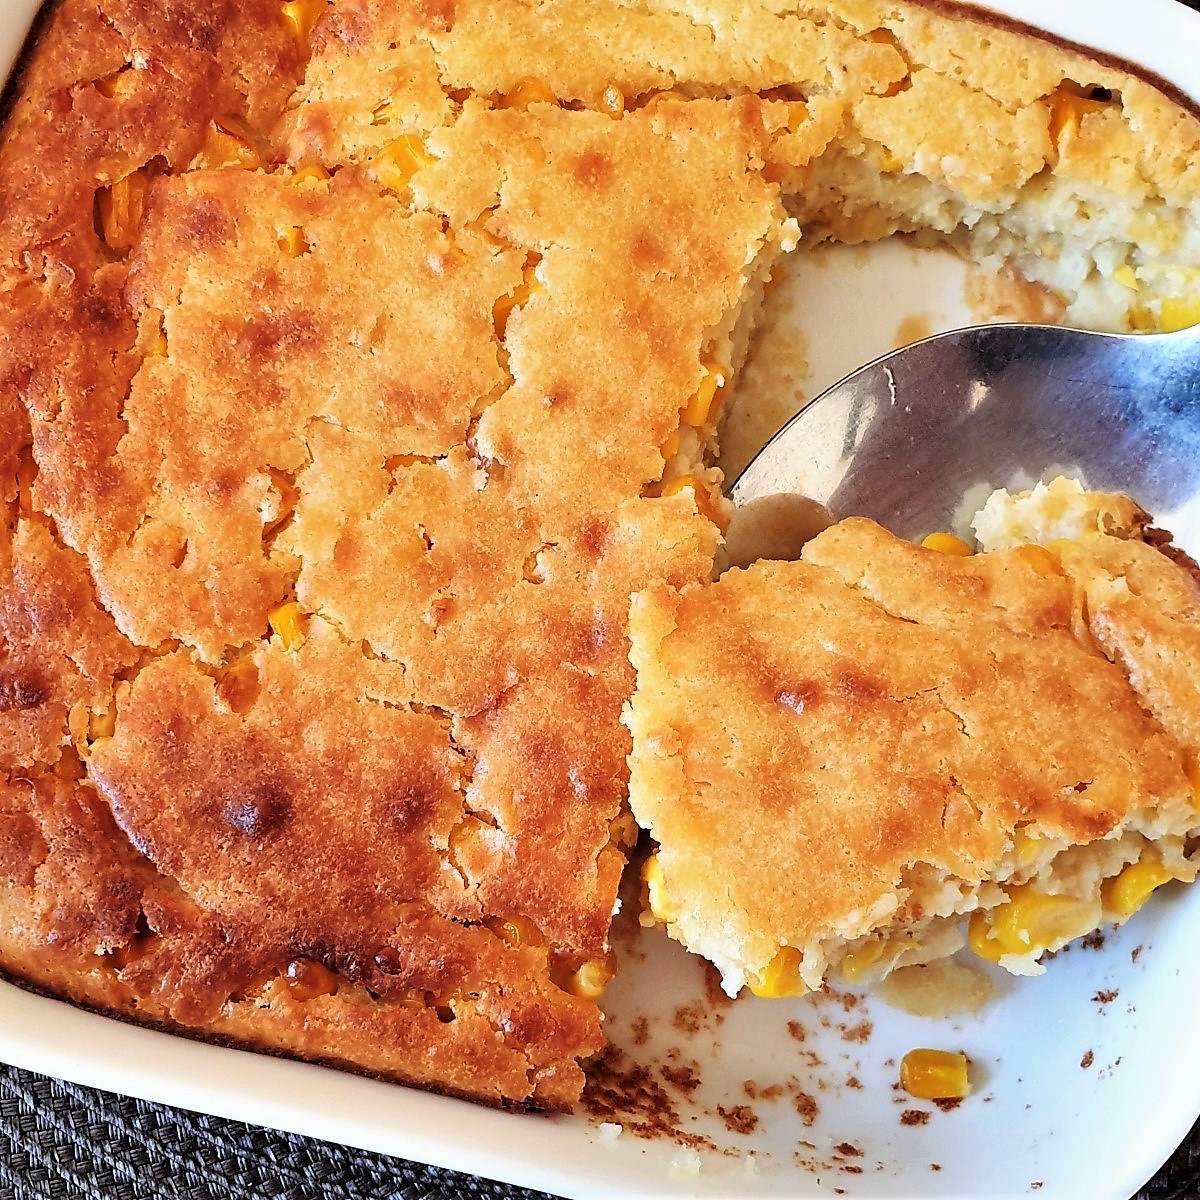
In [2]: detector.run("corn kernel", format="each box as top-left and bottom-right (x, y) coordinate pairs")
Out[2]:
(643, 854), (676, 923)
(96, 168), (151, 254)
(749, 946), (807, 998)
(839, 938), (885, 984)
(94, 66), (135, 100)
(277, 225), (309, 257)
(786, 101), (810, 133)
(599, 84), (625, 119)
(291, 163), (330, 184)
(659, 429), (681, 462)
(900, 1049), (970, 1100)
(16, 449), (37, 515)
(493, 263), (543, 338)
(268, 600), (307, 650)
(88, 703), (117, 742)
(371, 134), (435, 195)
(485, 914), (545, 949)
(1103, 857), (1175, 920)
(196, 116), (263, 171)
(281, 0), (326, 46)
(284, 956), (339, 1001)
(921, 532), (973, 556)
(499, 76), (558, 109)
(1013, 544), (1063, 578)
(969, 884), (1094, 962)
(565, 957), (612, 1000)
(660, 474), (727, 530)
(880, 149), (903, 172)
(682, 363), (727, 428)
(1160, 294), (1200, 333)
(1046, 88), (1112, 152)
(1113, 264), (1140, 291)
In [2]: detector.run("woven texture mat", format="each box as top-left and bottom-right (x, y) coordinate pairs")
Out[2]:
(0, 1061), (1197, 1200)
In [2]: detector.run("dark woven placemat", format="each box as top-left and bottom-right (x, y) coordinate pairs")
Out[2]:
(0, 1061), (1196, 1200)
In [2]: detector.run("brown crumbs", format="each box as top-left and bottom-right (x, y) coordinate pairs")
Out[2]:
(630, 1016), (650, 1046)
(1131, 945), (1143, 963)
(933, 1097), (962, 1112)
(793, 1090), (820, 1126)
(1093, 989), (1118, 1004)
(901, 1109), (930, 1126)
(835, 1142), (864, 1157)
(1082, 932), (1106, 951)
(582, 1047), (714, 1149)
(660, 1062), (702, 1096)
(786, 1019), (807, 1042)
(1080, 1050), (1094, 1069)
(841, 1019), (872, 1044)
(744, 1080), (785, 1101)
(846, 1075), (863, 1089)
(716, 1104), (759, 1135)
(672, 1003), (705, 1034)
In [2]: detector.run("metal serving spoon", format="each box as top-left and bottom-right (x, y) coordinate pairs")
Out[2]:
(727, 321), (1200, 561)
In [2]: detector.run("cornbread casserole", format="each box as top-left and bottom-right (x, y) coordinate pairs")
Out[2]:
(629, 484), (1200, 997)
(1, 0), (1198, 1109)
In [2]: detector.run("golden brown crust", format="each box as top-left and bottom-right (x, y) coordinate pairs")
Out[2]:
(3, 0), (1200, 1109)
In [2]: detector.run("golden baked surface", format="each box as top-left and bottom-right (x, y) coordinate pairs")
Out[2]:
(627, 515), (1200, 994)
(2, 0), (1199, 1107)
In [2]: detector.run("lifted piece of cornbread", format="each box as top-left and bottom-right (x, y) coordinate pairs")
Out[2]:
(628, 487), (1200, 997)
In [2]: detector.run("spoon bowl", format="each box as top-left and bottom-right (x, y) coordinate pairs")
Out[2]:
(728, 321), (1200, 557)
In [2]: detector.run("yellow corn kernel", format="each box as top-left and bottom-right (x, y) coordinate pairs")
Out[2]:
(1160, 294), (1200, 333)
(291, 163), (330, 184)
(1046, 88), (1111, 151)
(16, 449), (37, 515)
(899, 1049), (970, 1101)
(94, 66), (135, 100)
(749, 946), (807, 998)
(499, 76), (558, 109)
(268, 600), (307, 650)
(565, 956), (612, 1000)
(281, 0), (326, 46)
(199, 117), (263, 171)
(967, 909), (1006, 963)
(785, 101), (810, 133)
(371, 134), (434, 195)
(95, 168), (151, 254)
(659, 429), (681, 462)
(1013, 544), (1064, 578)
(277, 225), (308, 257)
(599, 84), (625, 119)
(880, 149), (903, 172)
(642, 853), (675, 923)
(88, 703), (117, 742)
(839, 938), (885, 984)
(1113, 264), (1140, 291)
(921, 532), (973, 556)
(1011, 826), (1044, 867)
(660, 474), (726, 530)
(1103, 858), (1175, 920)
(284, 956), (339, 1001)
(493, 265), (543, 338)
(485, 914), (545, 949)
(969, 884), (1094, 962)
(682, 363), (728, 428)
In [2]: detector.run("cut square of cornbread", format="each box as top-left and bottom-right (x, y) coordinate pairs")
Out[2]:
(627, 487), (1200, 997)
(2, 0), (1200, 1112)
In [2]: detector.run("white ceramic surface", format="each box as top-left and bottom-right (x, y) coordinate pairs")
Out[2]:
(2, 3), (1199, 1198)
